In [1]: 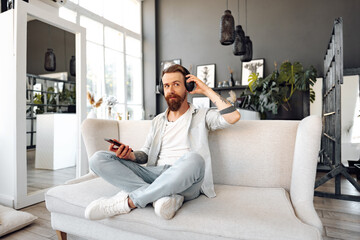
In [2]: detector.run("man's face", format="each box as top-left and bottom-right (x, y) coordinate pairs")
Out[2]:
(162, 72), (187, 111)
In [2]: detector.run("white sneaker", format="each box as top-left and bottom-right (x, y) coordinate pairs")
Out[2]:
(153, 194), (184, 220)
(85, 191), (131, 220)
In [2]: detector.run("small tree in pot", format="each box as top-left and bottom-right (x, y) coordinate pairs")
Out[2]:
(239, 61), (317, 119)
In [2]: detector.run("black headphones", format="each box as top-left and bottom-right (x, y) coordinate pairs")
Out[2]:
(158, 65), (195, 95)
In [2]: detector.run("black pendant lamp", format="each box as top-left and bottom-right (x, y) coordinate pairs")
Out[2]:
(240, 36), (253, 62)
(220, 0), (235, 45)
(44, 48), (56, 71)
(70, 56), (76, 77)
(233, 25), (246, 55)
(44, 25), (56, 72)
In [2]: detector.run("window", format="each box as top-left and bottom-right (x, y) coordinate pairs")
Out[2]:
(59, 0), (143, 120)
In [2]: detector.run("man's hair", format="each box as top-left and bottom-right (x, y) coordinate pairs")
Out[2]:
(162, 64), (188, 79)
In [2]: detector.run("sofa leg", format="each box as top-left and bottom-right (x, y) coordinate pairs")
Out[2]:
(56, 230), (67, 240)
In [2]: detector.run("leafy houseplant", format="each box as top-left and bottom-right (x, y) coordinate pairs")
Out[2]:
(240, 61), (317, 118)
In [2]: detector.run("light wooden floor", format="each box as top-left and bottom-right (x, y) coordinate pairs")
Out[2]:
(315, 172), (360, 240)
(2, 172), (360, 240)
(27, 149), (76, 194)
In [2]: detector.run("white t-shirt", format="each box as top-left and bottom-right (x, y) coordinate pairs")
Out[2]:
(157, 108), (192, 166)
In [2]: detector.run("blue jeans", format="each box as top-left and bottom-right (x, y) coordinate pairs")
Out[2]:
(89, 151), (205, 208)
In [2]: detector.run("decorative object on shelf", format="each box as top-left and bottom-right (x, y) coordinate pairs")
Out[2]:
(44, 48), (56, 71)
(159, 59), (181, 83)
(222, 81), (229, 88)
(219, 0), (235, 45)
(104, 95), (118, 120)
(240, 61), (317, 118)
(70, 56), (76, 77)
(227, 90), (237, 104)
(241, 59), (264, 86)
(240, 36), (253, 62)
(217, 81), (223, 88)
(228, 66), (234, 86)
(87, 91), (103, 119)
(59, 83), (76, 106)
(192, 97), (210, 108)
(235, 80), (241, 86)
(196, 64), (215, 88)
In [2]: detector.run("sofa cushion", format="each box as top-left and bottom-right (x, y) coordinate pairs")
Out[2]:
(0, 205), (38, 237)
(46, 179), (321, 240)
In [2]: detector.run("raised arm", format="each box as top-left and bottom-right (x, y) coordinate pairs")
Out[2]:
(186, 74), (241, 124)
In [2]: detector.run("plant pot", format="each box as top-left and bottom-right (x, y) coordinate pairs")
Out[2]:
(238, 109), (261, 120)
(265, 91), (308, 120)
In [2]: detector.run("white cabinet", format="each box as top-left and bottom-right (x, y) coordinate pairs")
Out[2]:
(35, 114), (77, 170)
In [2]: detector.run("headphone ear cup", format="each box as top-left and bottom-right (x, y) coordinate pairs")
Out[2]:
(185, 77), (195, 92)
(158, 80), (164, 95)
(183, 68), (195, 92)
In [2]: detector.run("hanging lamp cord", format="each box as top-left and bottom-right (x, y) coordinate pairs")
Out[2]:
(238, 0), (240, 24)
(245, 0), (248, 32)
(64, 31), (67, 72)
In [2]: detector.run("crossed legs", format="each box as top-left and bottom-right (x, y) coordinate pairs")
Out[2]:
(86, 151), (205, 219)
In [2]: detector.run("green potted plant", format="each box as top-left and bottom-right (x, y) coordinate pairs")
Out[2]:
(239, 61), (317, 119)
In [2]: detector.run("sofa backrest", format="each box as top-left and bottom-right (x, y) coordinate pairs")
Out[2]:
(209, 120), (299, 191)
(81, 119), (152, 159)
(82, 119), (300, 191)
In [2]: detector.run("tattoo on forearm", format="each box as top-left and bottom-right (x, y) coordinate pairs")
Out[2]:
(214, 92), (230, 105)
(220, 95), (229, 104)
(133, 151), (148, 164)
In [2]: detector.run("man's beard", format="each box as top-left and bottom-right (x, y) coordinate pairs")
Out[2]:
(165, 93), (186, 111)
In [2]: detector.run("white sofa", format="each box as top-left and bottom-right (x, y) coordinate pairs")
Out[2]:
(45, 116), (323, 240)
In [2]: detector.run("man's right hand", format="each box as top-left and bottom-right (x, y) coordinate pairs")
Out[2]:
(108, 139), (136, 161)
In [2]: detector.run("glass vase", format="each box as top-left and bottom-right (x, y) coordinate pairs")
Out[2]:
(87, 107), (97, 119)
(106, 106), (114, 120)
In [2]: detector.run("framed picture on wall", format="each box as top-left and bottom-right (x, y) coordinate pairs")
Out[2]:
(160, 59), (181, 79)
(241, 59), (265, 86)
(196, 64), (215, 88)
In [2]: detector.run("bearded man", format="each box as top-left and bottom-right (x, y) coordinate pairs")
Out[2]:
(85, 64), (241, 220)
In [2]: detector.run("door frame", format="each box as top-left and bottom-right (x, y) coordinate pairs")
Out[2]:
(14, 0), (87, 209)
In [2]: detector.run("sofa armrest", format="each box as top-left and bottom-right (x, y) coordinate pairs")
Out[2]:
(81, 118), (119, 159)
(290, 115), (323, 234)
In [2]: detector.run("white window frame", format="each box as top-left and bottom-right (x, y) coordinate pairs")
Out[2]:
(60, 0), (143, 120)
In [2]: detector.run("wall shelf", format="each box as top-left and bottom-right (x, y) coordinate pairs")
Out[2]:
(212, 86), (248, 91)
